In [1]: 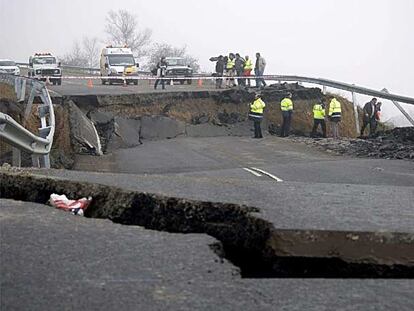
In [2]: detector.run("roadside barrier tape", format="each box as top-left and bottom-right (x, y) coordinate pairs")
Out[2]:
(25, 75), (268, 80)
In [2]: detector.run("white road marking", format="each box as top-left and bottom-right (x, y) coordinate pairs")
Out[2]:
(243, 167), (262, 177)
(249, 167), (283, 182)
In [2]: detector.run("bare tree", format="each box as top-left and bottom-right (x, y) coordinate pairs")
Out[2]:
(60, 37), (100, 68)
(82, 36), (100, 68)
(104, 9), (152, 56)
(60, 41), (88, 67)
(147, 43), (200, 72)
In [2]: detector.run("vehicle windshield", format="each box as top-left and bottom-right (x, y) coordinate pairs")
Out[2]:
(108, 55), (135, 66)
(166, 58), (185, 66)
(0, 60), (16, 66)
(32, 57), (56, 65)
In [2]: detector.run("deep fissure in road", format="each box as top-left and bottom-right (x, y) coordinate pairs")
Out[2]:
(1, 172), (413, 278)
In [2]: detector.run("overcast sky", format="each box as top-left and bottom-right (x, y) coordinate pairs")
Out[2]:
(1, 0), (413, 121)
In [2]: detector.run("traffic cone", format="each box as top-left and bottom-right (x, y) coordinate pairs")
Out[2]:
(197, 78), (203, 87)
(170, 79), (174, 86)
(123, 78), (127, 87)
(87, 79), (93, 88)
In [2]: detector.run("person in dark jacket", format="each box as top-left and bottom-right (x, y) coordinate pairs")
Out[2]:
(154, 57), (167, 90)
(234, 53), (245, 86)
(215, 55), (225, 89)
(254, 52), (266, 88)
(360, 97), (377, 136)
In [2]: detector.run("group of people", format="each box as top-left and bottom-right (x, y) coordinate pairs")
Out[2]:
(212, 52), (267, 89)
(249, 93), (376, 139)
(249, 94), (382, 139)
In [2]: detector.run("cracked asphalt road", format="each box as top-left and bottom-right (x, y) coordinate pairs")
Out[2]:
(2, 135), (414, 310)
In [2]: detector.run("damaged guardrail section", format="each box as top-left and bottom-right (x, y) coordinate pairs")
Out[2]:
(1, 171), (413, 278)
(0, 74), (55, 168)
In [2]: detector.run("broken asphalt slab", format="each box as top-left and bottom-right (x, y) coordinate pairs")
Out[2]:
(1, 195), (414, 310)
(1, 171), (413, 274)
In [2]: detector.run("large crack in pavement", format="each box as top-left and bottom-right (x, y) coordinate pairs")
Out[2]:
(1, 171), (413, 278)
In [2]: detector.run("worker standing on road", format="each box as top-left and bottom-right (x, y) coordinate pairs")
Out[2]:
(215, 55), (225, 89)
(255, 52), (267, 88)
(234, 53), (245, 86)
(243, 55), (253, 87)
(154, 57), (167, 90)
(280, 92), (294, 137)
(226, 53), (236, 87)
(360, 97), (378, 137)
(310, 99), (327, 138)
(328, 97), (342, 139)
(249, 93), (266, 139)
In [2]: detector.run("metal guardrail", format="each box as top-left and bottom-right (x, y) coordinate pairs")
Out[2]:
(0, 74), (55, 168)
(261, 75), (414, 127)
(261, 75), (414, 106)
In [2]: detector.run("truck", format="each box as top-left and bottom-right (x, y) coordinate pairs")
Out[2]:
(165, 57), (193, 85)
(100, 46), (139, 85)
(28, 53), (62, 85)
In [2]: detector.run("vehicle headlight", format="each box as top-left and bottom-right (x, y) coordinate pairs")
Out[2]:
(110, 68), (118, 75)
(36, 69), (41, 74)
(54, 69), (59, 74)
(166, 70), (171, 74)
(15, 68), (20, 75)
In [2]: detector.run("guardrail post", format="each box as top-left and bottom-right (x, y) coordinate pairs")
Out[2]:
(12, 147), (21, 167)
(40, 154), (51, 169)
(31, 154), (40, 168)
(351, 88), (360, 134)
(382, 88), (414, 126)
(24, 88), (36, 124)
(19, 79), (26, 102)
(15, 77), (21, 100)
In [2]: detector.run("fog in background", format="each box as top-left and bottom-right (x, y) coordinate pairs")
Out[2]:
(1, 0), (413, 124)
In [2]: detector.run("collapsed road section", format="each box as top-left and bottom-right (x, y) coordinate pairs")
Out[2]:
(1, 170), (413, 278)
(2, 83), (359, 169)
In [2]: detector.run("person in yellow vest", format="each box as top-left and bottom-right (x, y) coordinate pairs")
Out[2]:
(280, 92), (294, 137)
(225, 53), (236, 87)
(243, 55), (253, 87)
(249, 93), (266, 138)
(310, 99), (327, 138)
(328, 97), (342, 139)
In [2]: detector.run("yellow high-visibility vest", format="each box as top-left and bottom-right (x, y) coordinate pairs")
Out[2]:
(328, 98), (341, 117)
(250, 98), (266, 114)
(226, 59), (235, 69)
(281, 98), (293, 111)
(313, 104), (325, 119)
(244, 59), (253, 70)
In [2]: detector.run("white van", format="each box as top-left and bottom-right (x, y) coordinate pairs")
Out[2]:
(100, 46), (139, 85)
